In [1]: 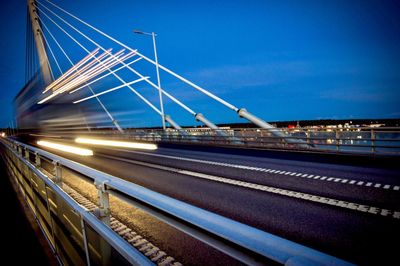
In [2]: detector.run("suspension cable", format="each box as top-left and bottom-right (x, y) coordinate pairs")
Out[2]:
(70, 57), (142, 94)
(40, 25), (62, 77)
(35, 4), (162, 115)
(39, 17), (125, 130)
(42, 0), (239, 112)
(38, 0), (198, 116)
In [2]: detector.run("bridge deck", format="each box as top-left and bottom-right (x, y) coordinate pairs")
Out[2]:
(21, 136), (400, 265)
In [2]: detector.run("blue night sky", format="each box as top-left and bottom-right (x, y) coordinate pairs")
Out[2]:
(1, 0), (400, 128)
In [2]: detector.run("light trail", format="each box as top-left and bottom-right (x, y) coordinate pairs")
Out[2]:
(75, 138), (157, 150)
(37, 140), (94, 156)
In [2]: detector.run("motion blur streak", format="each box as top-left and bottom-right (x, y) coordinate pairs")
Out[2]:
(75, 137), (157, 150)
(37, 140), (94, 156)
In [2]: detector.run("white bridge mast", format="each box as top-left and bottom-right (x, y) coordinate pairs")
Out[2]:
(28, 0), (53, 85)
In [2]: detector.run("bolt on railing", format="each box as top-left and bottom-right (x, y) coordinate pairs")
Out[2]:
(95, 180), (111, 225)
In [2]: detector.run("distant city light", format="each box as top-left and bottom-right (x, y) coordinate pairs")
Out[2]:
(326, 139), (334, 144)
(1, 132), (5, 137)
(75, 138), (157, 150)
(37, 140), (93, 156)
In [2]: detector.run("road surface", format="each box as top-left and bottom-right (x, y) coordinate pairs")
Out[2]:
(23, 137), (400, 265)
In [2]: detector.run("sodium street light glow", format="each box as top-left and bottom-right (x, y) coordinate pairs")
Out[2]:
(37, 140), (94, 156)
(75, 138), (157, 150)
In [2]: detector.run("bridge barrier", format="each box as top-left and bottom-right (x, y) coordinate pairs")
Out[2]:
(13, 126), (400, 155)
(0, 138), (354, 266)
(112, 126), (399, 155)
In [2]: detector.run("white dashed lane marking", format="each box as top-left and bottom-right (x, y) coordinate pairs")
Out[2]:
(113, 149), (400, 191)
(100, 154), (400, 220)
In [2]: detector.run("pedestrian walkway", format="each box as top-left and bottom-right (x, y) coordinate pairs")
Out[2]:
(0, 154), (57, 265)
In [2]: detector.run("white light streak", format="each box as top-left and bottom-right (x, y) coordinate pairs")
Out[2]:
(38, 47), (137, 104)
(69, 57), (142, 94)
(43, 48), (100, 94)
(37, 140), (94, 156)
(75, 138), (157, 150)
(73, 76), (149, 104)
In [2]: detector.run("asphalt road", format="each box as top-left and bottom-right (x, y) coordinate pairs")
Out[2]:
(23, 137), (400, 265)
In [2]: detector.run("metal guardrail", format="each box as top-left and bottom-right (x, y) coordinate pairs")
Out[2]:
(1, 138), (151, 265)
(0, 137), (354, 265)
(83, 126), (400, 155)
(6, 126), (400, 155)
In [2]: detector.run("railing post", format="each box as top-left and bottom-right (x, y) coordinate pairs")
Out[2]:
(95, 180), (110, 225)
(53, 160), (62, 184)
(35, 152), (41, 167)
(335, 130), (340, 152)
(281, 132), (286, 148)
(24, 147), (30, 160)
(18, 145), (23, 156)
(94, 180), (112, 265)
(306, 131), (310, 145)
(80, 218), (91, 266)
(371, 129), (376, 154)
(44, 185), (57, 252)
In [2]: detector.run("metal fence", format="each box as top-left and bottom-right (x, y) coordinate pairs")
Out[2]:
(7, 126), (400, 155)
(93, 126), (400, 155)
(0, 137), (354, 265)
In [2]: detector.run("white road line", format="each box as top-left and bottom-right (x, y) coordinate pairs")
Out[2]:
(100, 154), (399, 220)
(111, 149), (399, 192)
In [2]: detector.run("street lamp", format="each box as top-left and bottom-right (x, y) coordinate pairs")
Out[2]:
(133, 29), (166, 130)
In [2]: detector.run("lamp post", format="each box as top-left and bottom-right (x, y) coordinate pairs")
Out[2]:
(133, 29), (166, 130)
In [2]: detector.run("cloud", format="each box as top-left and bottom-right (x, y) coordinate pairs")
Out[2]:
(186, 61), (312, 91)
(319, 87), (399, 103)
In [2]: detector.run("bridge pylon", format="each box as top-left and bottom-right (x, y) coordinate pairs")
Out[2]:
(28, 0), (53, 85)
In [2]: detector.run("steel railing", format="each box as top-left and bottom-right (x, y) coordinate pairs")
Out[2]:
(0, 137), (354, 265)
(7, 126), (400, 155)
(81, 126), (400, 155)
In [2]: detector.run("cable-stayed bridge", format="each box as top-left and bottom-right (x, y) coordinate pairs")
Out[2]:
(1, 1), (399, 265)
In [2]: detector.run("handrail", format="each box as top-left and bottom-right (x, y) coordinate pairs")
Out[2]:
(116, 127), (400, 155)
(1, 137), (354, 265)
(22, 131), (395, 155)
(1, 138), (152, 265)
